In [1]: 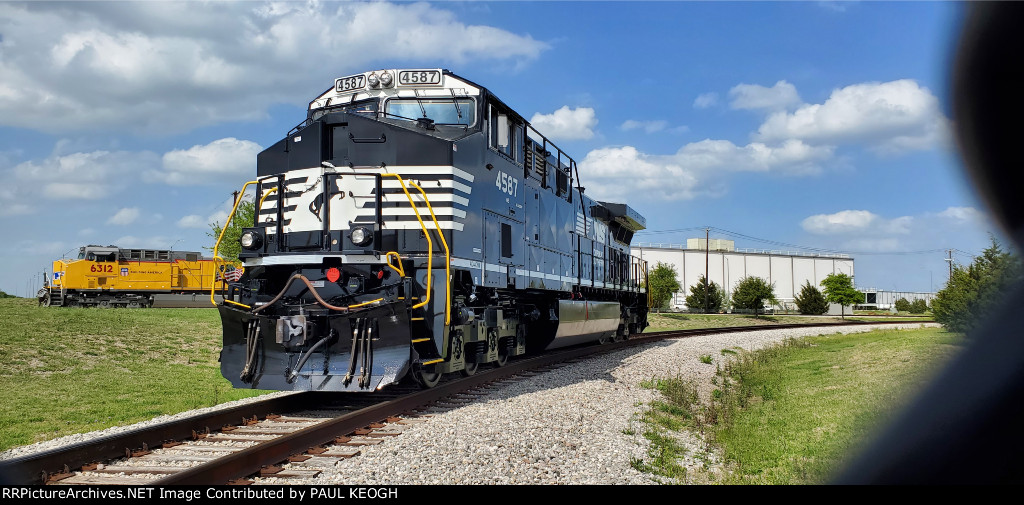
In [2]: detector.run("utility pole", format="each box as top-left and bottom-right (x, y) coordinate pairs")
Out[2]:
(704, 227), (710, 314)
(945, 249), (954, 280)
(232, 190), (240, 206)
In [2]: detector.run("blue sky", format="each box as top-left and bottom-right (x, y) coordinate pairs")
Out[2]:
(0, 1), (994, 296)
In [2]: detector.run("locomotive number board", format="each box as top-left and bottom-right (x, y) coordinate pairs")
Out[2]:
(398, 70), (442, 86)
(335, 74), (366, 93)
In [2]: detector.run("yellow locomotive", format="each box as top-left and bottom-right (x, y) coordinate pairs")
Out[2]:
(39, 245), (228, 308)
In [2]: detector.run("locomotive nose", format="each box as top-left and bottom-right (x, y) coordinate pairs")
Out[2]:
(220, 300), (414, 392)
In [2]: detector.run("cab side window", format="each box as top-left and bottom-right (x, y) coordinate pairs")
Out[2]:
(488, 103), (523, 163)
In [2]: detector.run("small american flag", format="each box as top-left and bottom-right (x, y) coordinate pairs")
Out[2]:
(218, 267), (244, 282)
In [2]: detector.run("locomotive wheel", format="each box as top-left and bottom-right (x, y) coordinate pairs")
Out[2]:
(494, 340), (509, 367)
(461, 358), (479, 377)
(614, 324), (628, 342)
(598, 334), (612, 345)
(414, 367), (441, 388)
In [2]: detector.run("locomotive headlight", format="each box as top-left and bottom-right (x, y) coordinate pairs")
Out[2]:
(367, 73), (380, 88)
(379, 71), (393, 87)
(350, 227), (372, 247)
(240, 230), (262, 249)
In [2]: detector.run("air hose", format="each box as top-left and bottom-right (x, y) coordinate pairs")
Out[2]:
(286, 331), (333, 384)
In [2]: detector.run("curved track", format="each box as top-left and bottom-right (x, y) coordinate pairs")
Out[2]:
(0, 320), (923, 485)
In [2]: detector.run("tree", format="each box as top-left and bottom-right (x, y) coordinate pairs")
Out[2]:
(894, 298), (912, 312)
(932, 238), (1022, 333)
(207, 199), (256, 265)
(731, 276), (777, 318)
(685, 275), (724, 313)
(648, 262), (681, 313)
(909, 299), (928, 314)
(793, 281), (829, 315)
(820, 273), (862, 320)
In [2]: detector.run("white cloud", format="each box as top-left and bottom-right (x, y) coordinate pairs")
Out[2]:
(0, 2), (549, 134)
(12, 149), (159, 200)
(729, 80), (802, 111)
(578, 146), (700, 202)
(0, 186), (30, 217)
(937, 206), (985, 223)
(107, 207), (140, 225)
(676, 138), (832, 175)
(154, 138), (262, 186)
(579, 139), (833, 202)
(756, 79), (950, 153)
(177, 215), (208, 229)
(621, 120), (669, 133)
(693, 92), (719, 109)
(530, 106), (598, 141)
(801, 210), (913, 235)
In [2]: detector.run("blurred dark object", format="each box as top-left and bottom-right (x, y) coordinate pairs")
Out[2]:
(836, 2), (1024, 484)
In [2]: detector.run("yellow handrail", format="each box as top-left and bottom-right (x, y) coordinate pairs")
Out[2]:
(643, 265), (652, 306)
(381, 174), (432, 310)
(211, 180), (258, 307)
(257, 186), (278, 213)
(410, 182), (451, 326)
(349, 297), (384, 309)
(385, 251), (405, 278)
(215, 176), (442, 316)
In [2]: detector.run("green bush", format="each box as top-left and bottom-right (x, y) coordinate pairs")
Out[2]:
(820, 273), (862, 319)
(649, 262), (681, 313)
(732, 276), (777, 318)
(909, 299), (928, 314)
(893, 298), (911, 312)
(793, 281), (828, 315)
(932, 238), (1022, 333)
(685, 275), (725, 313)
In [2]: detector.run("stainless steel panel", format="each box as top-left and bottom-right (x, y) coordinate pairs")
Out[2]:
(554, 300), (620, 338)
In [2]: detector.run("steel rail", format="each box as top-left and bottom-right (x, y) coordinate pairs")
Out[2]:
(0, 393), (322, 485)
(155, 320), (923, 485)
(0, 320), (925, 485)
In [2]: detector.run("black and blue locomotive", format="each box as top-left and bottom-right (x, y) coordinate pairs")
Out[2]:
(217, 69), (649, 391)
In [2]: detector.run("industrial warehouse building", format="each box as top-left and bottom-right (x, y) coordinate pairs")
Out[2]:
(859, 289), (935, 310)
(632, 239), (855, 311)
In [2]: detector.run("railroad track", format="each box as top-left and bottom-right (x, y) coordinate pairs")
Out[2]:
(0, 320), (926, 486)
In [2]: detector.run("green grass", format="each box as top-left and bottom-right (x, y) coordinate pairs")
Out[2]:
(0, 298), (270, 452)
(631, 327), (961, 484)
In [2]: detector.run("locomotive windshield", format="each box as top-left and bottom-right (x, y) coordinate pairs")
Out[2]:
(310, 99), (378, 121)
(385, 98), (475, 126)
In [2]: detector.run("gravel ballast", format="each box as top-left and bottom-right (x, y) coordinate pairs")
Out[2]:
(264, 323), (940, 485)
(2, 323), (940, 484)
